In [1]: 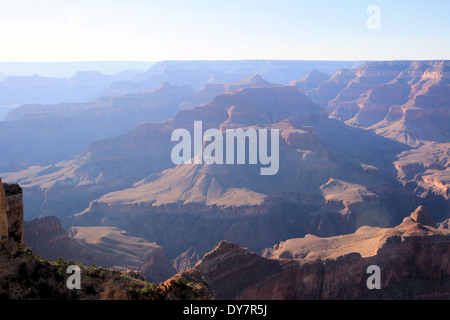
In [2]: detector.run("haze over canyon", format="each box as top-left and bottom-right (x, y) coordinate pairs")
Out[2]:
(1, 59), (449, 300)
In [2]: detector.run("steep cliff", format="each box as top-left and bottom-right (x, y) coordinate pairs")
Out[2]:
(177, 207), (450, 300)
(289, 69), (331, 94)
(23, 216), (176, 283)
(0, 179), (23, 242)
(3, 183), (23, 243)
(69, 86), (406, 261)
(0, 178), (208, 300)
(326, 61), (450, 147)
(0, 178), (8, 237)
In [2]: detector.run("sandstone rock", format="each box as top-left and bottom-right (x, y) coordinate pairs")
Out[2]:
(437, 218), (450, 229)
(24, 216), (176, 283)
(180, 241), (282, 299)
(173, 246), (202, 272)
(0, 185), (204, 300)
(0, 178), (9, 237)
(410, 206), (435, 226)
(289, 69), (331, 94)
(180, 209), (450, 300)
(326, 61), (450, 147)
(5, 185), (24, 243)
(307, 68), (357, 106)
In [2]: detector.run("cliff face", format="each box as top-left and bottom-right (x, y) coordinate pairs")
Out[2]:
(23, 216), (176, 284)
(0, 178), (208, 300)
(325, 61), (450, 147)
(0, 179), (9, 237)
(4, 184), (23, 243)
(0, 82), (195, 174)
(68, 86), (408, 262)
(289, 69), (331, 94)
(0, 179), (23, 242)
(182, 241), (282, 300)
(178, 207), (450, 300)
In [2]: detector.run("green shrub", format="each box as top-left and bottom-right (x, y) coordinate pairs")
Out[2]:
(175, 276), (187, 287)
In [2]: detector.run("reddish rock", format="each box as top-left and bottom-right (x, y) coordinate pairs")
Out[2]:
(410, 206), (435, 227)
(0, 180), (24, 242)
(181, 241), (282, 299)
(179, 208), (450, 300)
(290, 69), (331, 94)
(24, 216), (176, 283)
(0, 179), (8, 237)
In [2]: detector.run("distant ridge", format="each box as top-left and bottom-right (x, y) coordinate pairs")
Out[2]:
(0, 61), (155, 78)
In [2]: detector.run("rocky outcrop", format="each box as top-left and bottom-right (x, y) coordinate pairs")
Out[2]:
(438, 218), (450, 229)
(0, 179), (206, 300)
(0, 232), (207, 300)
(139, 248), (177, 284)
(181, 241), (283, 300)
(74, 87), (390, 220)
(179, 207), (450, 300)
(5, 183), (24, 242)
(0, 82), (194, 173)
(157, 277), (212, 300)
(289, 69), (331, 94)
(307, 68), (357, 106)
(61, 85), (417, 264)
(0, 179), (23, 242)
(393, 142), (450, 223)
(24, 216), (176, 283)
(0, 179), (9, 237)
(173, 247), (202, 272)
(324, 61), (450, 147)
(410, 205), (435, 227)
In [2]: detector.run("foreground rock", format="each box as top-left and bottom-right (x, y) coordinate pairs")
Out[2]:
(0, 178), (209, 300)
(177, 207), (450, 300)
(0, 179), (23, 243)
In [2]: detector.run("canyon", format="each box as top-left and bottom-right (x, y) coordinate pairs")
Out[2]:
(2, 175), (449, 300)
(0, 178), (210, 300)
(177, 206), (450, 300)
(1, 60), (450, 300)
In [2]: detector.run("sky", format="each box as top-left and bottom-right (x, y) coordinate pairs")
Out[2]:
(0, 0), (449, 62)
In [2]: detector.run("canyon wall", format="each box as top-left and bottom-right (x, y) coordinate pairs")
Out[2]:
(178, 208), (450, 300)
(0, 178), (23, 242)
(0, 178), (209, 300)
(0, 178), (8, 237)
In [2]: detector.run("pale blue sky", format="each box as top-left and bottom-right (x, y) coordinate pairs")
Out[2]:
(0, 0), (449, 61)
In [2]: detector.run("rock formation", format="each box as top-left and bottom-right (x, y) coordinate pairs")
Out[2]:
(23, 215), (176, 283)
(0, 178), (23, 242)
(410, 205), (435, 227)
(64, 85), (411, 263)
(307, 68), (357, 106)
(0, 178), (9, 237)
(289, 69), (331, 94)
(0, 82), (194, 173)
(172, 246), (202, 272)
(3, 62), (450, 297)
(181, 241), (282, 299)
(438, 218), (450, 229)
(0, 178), (209, 300)
(324, 61), (450, 147)
(177, 207), (450, 300)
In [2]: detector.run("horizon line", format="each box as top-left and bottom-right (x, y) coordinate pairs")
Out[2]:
(0, 58), (449, 63)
